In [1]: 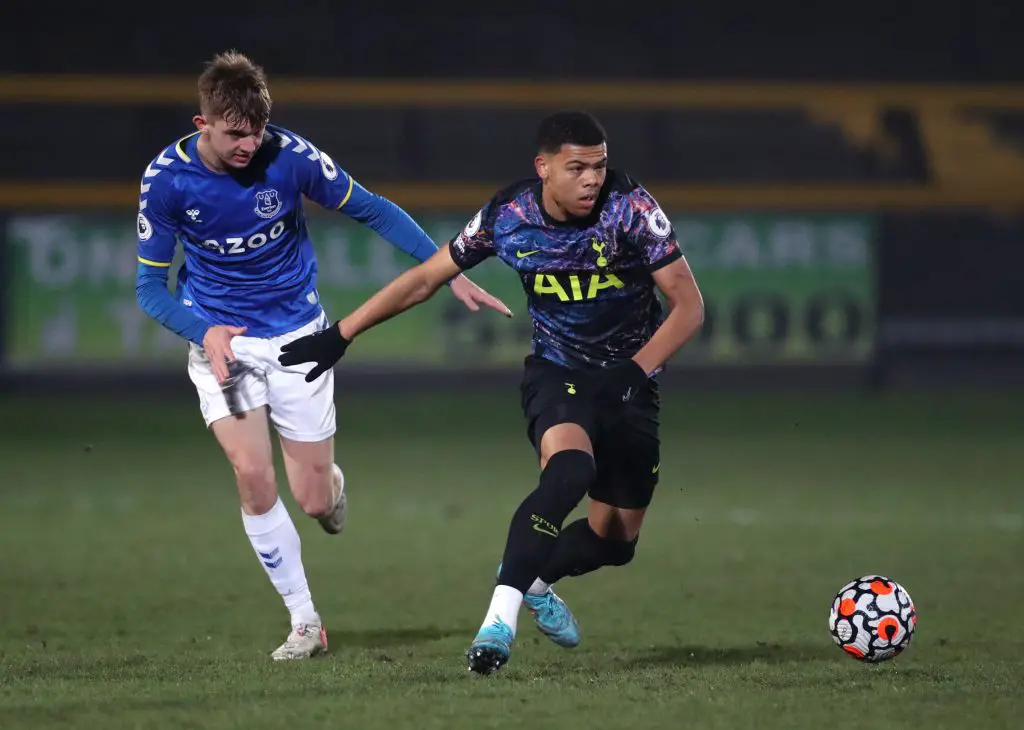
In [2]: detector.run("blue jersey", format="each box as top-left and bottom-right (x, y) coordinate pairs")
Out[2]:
(136, 124), (438, 343)
(449, 171), (682, 369)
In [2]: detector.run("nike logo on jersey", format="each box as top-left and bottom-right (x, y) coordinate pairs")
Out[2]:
(516, 249), (540, 258)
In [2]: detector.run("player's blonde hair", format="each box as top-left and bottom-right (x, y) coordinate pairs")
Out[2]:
(198, 50), (272, 129)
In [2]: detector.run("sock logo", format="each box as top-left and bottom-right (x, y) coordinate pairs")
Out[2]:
(259, 547), (283, 569)
(530, 514), (560, 538)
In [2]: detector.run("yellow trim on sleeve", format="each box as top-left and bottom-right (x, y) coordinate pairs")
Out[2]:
(138, 256), (172, 267)
(335, 174), (354, 209)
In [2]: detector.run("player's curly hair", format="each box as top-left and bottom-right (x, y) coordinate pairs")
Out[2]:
(536, 111), (606, 154)
(198, 50), (272, 129)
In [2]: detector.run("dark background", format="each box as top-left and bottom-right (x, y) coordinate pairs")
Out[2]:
(2, 1), (1024, 392)
(7, 2), (1024, 80)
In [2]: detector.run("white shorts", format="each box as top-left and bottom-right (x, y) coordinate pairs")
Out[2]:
(187, 312), (336, 442)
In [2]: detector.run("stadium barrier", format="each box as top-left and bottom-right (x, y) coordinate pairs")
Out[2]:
(2, 205), (1022, 393)
(2, 79), (1022, 390)
(3, 79), (1024, 210)
(0, 211), (876, 374)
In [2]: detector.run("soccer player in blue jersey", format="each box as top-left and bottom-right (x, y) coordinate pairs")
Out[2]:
(278, 110), (705, 673)
(135, 51), (510, 661)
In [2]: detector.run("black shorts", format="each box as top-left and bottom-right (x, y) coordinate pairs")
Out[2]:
(520, 355), (661, 509)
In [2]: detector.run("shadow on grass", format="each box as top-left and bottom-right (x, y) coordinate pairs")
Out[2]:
(327, 625), (464, 649)
(621, 641), (838, 668)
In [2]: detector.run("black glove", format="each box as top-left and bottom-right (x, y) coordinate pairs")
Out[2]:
(278, 322), (351, 383)
(591, 359), (649, 407)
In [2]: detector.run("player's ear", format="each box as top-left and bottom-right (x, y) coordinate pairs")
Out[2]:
(534, 153), (548, 181)
(193, 114), (209, 134)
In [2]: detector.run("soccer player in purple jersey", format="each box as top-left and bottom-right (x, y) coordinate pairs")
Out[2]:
(135, 51), (509, 660)
(278, 111), (704, 673)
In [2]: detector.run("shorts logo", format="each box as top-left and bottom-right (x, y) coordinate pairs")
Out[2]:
(254, 189), (282, 219)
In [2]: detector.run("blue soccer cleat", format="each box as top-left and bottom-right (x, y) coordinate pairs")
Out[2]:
(466, 617), (514, 675)
(524, 588), (581, 648)
(494, 562), (581, 649)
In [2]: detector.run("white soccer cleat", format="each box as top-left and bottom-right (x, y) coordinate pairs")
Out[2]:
(317, 464), (347, 535)
(271, 620), (328, 661)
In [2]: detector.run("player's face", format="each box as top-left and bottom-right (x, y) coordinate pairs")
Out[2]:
(536, 143), (608, 219)
(194, 114), (265, 170)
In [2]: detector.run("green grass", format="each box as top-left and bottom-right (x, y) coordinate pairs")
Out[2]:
(0, 390), (1021, 729)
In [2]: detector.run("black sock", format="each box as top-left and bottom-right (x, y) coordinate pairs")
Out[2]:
(497, 450), (596, 593)
(538, 518), (638, 585)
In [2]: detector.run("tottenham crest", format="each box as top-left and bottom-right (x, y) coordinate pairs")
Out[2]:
(254, 189), (282, 219)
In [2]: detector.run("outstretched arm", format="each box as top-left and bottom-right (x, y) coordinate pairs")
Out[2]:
(278, 245), (509, 382)
(340, 184), (509, 315)
(290, 133), (509, 315)
(279, 193), (510, 383)
(337, 178), (440, 264)
(340, 244), (502, 339)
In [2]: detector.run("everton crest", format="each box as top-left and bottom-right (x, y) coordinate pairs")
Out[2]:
(254, 189), (282, 219)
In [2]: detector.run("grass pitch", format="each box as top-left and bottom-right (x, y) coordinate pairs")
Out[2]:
(0, 388), (1021, 729)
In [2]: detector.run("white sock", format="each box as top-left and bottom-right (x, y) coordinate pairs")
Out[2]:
(527, 578), (551, 596)
(242, 497), (319, 627)
(479, 585), (523, 636)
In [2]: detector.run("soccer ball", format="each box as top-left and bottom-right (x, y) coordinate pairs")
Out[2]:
(828, 575), (916, 662)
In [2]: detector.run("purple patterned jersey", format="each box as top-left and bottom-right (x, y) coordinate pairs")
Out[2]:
(448, 170), (682, 369)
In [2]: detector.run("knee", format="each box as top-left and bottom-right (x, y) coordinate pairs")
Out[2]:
(291, 462), (335, 517)
(603, 533), (638, 567)
(231, 459), (277, 514)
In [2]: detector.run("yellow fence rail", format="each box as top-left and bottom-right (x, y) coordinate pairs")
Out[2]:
(4, 78), (1024, 210)
(4, 181), (1024, 213)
